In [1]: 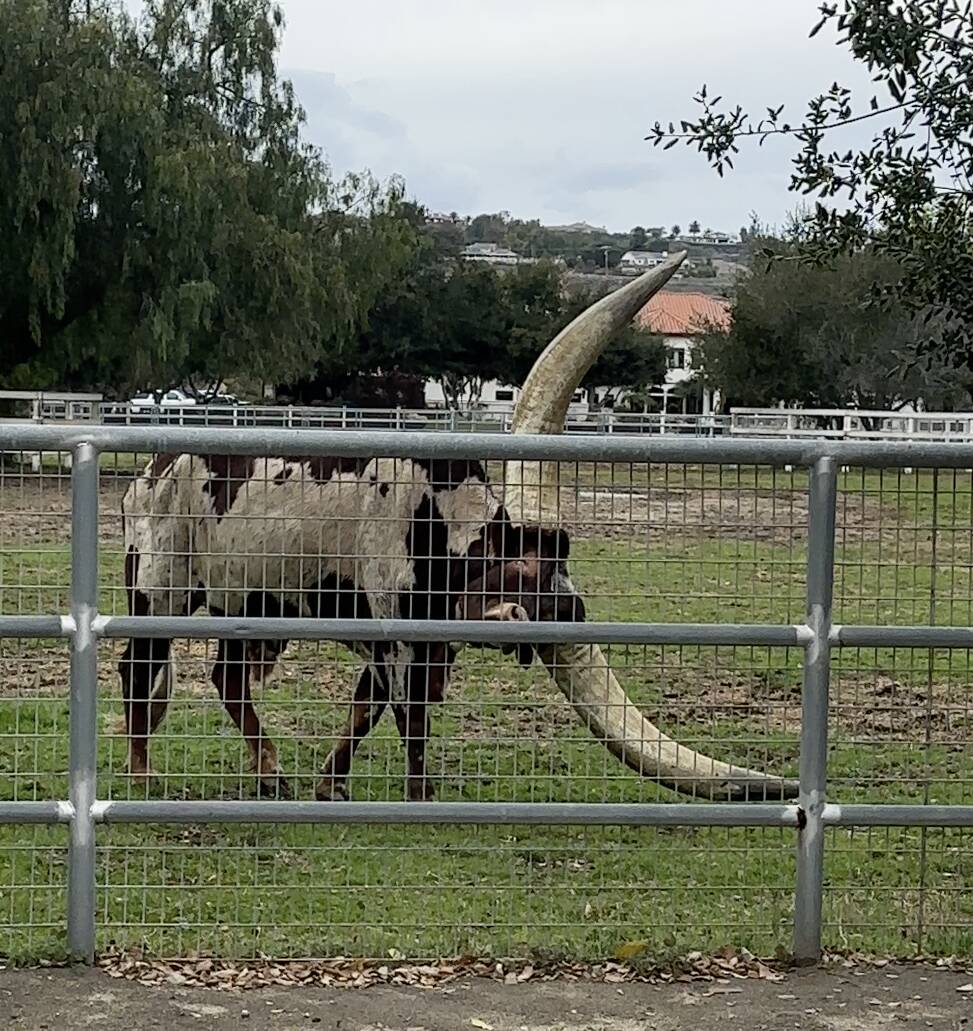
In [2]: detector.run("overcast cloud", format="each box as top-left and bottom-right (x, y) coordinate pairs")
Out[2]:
(275, 0), (884, 233)
(121, 1), (879, 233)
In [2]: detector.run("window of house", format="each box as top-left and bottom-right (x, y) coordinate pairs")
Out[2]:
(572, 391), (584, 402)
(494, 389), (514, 401)
(667, 346), (687, 369)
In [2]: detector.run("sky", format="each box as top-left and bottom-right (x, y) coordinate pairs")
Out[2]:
(274, 0), (880, 235)
(122, 0), (882, 234)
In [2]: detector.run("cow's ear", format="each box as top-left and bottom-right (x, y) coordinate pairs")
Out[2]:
(490, 509), (519, 558)
(539, 528), (570, 560)
(482, 511), (513, 560)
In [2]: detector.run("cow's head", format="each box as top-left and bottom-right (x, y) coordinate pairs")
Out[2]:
(457, 520), (585, 664)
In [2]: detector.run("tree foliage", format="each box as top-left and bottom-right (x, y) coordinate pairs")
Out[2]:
(649, 0), (973, 367)
(441, 264), (666, 407)
(0, 0), (414, 394)
(305, 223), (667, 408)
(699, 238), (973, 410)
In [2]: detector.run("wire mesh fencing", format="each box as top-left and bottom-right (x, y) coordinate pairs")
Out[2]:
(1, 428), (972, 964)
(826, 467), (973, 955)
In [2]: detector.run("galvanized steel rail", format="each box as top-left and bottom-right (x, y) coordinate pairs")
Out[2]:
(2, 423), (973, 964)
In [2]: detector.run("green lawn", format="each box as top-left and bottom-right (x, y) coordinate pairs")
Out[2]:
(1, 465), (972, 963)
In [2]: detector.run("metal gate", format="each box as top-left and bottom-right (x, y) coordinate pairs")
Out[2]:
(1, 424), (972, 964)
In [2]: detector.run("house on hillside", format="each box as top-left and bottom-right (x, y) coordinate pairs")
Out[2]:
(544, 221), (607, 234)
(678, 229), (739, 245)
(618, 250), (670, 276)
(635, 290), (730, 414)
(425, 211), (463, 225)
(460, 242), (523, 266)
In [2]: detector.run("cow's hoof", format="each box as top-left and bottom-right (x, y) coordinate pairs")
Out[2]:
(126, 758), (153, 787)
(258, 776), (292, 799)
(406, 779), (435, 802)
(315, 781), (348, 802)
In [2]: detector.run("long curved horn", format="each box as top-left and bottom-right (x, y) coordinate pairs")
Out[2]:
(504, 253), (798, 801)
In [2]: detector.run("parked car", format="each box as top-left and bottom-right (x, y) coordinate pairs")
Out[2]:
(128, 388), (197, 411)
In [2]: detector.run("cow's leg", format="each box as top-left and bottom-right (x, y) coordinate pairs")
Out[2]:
(389, 644), (438, 802)
(392, 699), (433, 801)
(118, 545), (192, 783)
(118, 633), (173, 783)
(211, 638), (289, 798)
(316, 664), (388, 801)
(391, 644), (453, 801)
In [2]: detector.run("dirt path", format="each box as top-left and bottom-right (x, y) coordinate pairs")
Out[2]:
(1, 964), (970, 1030)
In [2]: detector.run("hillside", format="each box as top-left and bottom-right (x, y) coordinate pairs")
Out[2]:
(565, 260), (743, 300)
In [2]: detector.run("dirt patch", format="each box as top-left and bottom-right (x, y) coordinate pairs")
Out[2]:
(0, 475), (128, 548)
(561, 485), (897, 545)
(562, 486), (811, 544)
(0, 649), (71, 698)
(454, 698), (577, 743)
(4, 634), (971, 749)
(655, 668), (973, 744)
(0, 962), (970, 1031)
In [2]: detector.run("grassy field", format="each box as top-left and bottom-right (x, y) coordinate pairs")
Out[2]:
(0, 462), (972, 964)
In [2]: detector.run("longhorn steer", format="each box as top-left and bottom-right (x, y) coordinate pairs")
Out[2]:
(117, 254), (799, 802)
(120, 453), (581, 800)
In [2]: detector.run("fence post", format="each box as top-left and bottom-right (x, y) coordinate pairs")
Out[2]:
(67, 441), (99, 962)
(793, 455), (837, 963)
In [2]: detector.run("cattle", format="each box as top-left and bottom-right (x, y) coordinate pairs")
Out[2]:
(117, 253), (799, 802)
(120, 452), (583, 800)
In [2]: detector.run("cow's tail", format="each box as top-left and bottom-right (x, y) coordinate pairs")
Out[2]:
(149, 654), (176, 726)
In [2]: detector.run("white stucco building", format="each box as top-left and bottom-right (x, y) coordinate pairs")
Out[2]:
(634, 290), (731, 414)
(618, 250), (670, 275)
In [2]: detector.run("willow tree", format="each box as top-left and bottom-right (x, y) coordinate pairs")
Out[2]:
(0, 0), (413, 393)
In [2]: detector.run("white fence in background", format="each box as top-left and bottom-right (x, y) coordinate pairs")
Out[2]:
(8, 392), (973, 442)
(729, 407), (973, 441)
(93, 403), (732, 436)
(0, 390), (103, 426)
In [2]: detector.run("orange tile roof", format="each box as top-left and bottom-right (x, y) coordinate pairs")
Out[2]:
(635, 291), (731, 336)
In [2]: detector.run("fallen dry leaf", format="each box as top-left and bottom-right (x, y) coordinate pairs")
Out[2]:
(614, 941), (649, 962)
(92, 945), (965, 996)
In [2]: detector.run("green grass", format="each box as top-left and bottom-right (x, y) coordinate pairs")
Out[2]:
(1, 468), (973, 963)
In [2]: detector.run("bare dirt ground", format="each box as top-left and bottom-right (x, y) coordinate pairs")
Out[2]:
(1, 963), (971, 1030)
(0, 474), (898, 547)
(657, 668), (973, 743)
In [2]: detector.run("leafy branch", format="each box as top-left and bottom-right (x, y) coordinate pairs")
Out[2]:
(647, 0), (973, 368)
